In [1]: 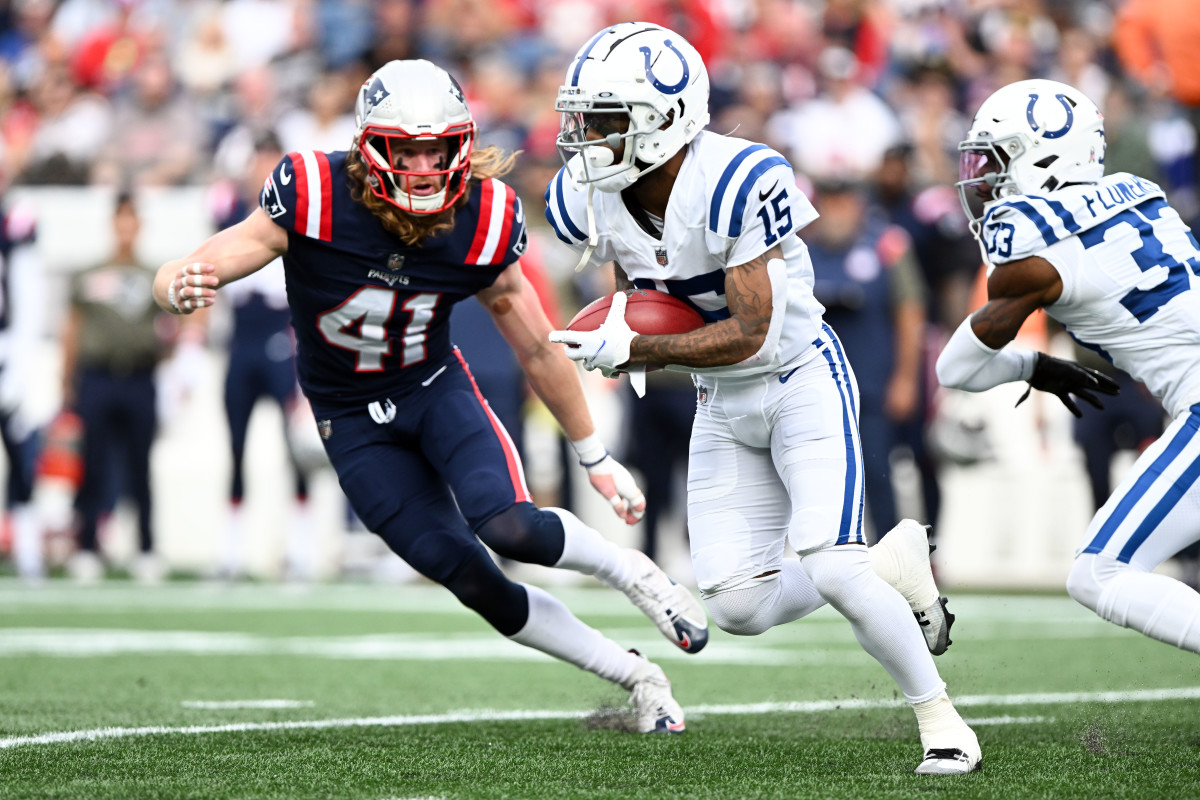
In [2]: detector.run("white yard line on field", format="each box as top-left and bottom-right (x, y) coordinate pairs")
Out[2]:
(1, 687), (1196, 750)
(181, 700), (315, 710)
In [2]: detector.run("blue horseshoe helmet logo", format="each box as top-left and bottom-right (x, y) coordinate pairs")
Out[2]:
(1026, 93), (1074, 139)
(638, 39), (690, 95)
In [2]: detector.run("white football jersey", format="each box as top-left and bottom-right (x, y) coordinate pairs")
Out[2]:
(983, 172), (1200, 418)
(545, 131), (825, 377)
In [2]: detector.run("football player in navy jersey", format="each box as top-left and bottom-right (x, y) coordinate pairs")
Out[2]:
(152, 59), (708, 734)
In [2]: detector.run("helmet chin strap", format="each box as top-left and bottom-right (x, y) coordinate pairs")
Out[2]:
(575, 184), (598, 272)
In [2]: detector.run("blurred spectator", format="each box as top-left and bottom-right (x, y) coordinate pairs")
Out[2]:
(807, 180), (927, 540)
(622, 370), (693, 563)
(466, 54), (530, 155)
(1070, 343), (1165, 515)
(212, 66), (281, 182)
(173, 4), (240, 100)
(896, 65), (966, 188)
(770, 45), (903, 183)
(821, 0), (889, 89)
(220, 0), (297, 72)
(369, 0), (419, 65)
(207, 131), (320, 581)
(1, 0), (56, 91)
(1115, 0), (1200, 225)
(1047, 27), (1109, 112)
(315, 0), (374, 69)
(91, 49), (200, 187)
(62, 191), (170, 584)
(67, 0), (153, 95)
(1102, 80), (1164, 185)
(0, 197), (44, 582)
(19, 63), (111, 184)
(277, 71), (356, 154)
(1114, 0), (1200, 111)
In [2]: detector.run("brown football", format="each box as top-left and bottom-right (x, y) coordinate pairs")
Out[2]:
(565, 289), (705, 373)
(566, 289), (705, 336)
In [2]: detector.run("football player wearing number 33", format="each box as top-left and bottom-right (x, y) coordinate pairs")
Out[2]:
(153, 58), (712, 735)
(938, 79), (1200, 657)
(546, 22), (979, 774)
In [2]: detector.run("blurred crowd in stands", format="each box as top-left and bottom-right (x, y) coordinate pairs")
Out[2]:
(0, 0), (1197, 583)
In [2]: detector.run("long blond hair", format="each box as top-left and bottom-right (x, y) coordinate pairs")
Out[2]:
(347, 145), (521, 246)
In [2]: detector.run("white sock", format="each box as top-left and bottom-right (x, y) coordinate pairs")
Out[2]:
(868, 521), (938, 610)
(803, 546), (945, 702)
(705, 560), (826, 635)
(913, 692), (975, 751)
(12, 504), (43, 579)
(1071, 554), (1200, 652)
(221, 504), (246, 574)
(509, 583), (641, 688)
(547, 507), (637, 590)
(285, 500), (315, 580)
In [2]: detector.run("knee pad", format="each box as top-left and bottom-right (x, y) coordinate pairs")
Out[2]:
(705, 579), (779, 636)
(440, 544), (529, 636)
(476, 502), (564, 566)
(1067, 553), (1124, 612)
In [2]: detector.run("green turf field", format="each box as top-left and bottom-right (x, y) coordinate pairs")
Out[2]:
(1, 579), (1197, 799)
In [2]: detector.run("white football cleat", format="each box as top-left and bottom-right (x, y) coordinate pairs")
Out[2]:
(625, 652), (686, 734)
(915, 725), (981, 775)
(876, 519), (955, 655)
(623, 550), (709, 653)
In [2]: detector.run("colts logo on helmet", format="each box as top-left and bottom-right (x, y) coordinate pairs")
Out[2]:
(361, 76), (391, 118)
(639, 39), (690, 95)
(1026, 93), (1074, 139)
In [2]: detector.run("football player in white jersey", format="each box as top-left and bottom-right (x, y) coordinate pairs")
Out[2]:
(546, 22), (981, 775)
(937, 78), (1200, 656)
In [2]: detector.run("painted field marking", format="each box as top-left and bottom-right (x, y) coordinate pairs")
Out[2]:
(1, 687), (1195, 750)
(181, 700), (315, 710)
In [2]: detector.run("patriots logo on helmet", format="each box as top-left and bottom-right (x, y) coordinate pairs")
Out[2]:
(361, 76), (391, 118)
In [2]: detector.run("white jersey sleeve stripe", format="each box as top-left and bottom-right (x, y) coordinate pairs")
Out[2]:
(474, 178), (508, 264)
(728, 156), (791, 238)
(299, 150), (324, 239)
(708, 143), (769, 237)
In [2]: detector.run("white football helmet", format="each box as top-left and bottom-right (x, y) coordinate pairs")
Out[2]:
(556, 22), (710, 192)
(957, 78), (1105, 235)
(354, 60), (476, 214)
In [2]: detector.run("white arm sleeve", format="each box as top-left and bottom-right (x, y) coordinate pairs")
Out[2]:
(936, 317), (1037, 392)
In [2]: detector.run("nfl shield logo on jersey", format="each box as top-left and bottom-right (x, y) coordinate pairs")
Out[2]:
(655, 246), (669, 266)
(387, 253), (405, 271)
(317, 419), (332, 440)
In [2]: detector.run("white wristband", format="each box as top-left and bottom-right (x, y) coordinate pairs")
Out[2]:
(570, 433), (608, 468)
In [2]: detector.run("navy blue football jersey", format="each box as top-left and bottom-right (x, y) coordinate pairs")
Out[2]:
(258, 150), (528, 410)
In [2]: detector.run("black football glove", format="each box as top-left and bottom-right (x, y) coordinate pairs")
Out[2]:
(1015, 352), (1121, 418)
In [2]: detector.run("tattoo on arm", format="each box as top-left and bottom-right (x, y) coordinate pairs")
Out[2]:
(630, 248), (777, 368)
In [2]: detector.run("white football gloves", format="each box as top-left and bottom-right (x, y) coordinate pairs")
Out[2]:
(549, 291), (638, 378)
(571, 434), (646, 524)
